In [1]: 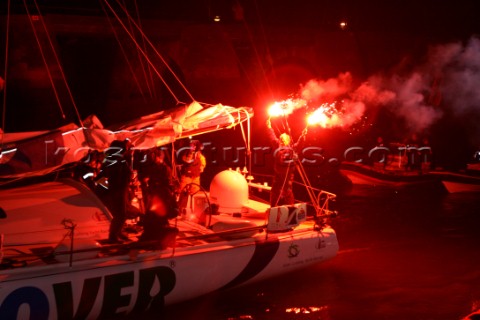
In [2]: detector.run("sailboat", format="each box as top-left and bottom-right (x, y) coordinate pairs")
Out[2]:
(0, 2), (339, 319)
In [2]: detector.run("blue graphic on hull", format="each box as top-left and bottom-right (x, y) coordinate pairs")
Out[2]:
(221, 239), (280, 290)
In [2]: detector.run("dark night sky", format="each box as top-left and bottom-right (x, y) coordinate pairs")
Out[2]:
(3, 0), (479, 36)
(1, 0), (480, 170)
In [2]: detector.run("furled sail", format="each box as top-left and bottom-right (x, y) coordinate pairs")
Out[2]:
(0, 101), (253, 179)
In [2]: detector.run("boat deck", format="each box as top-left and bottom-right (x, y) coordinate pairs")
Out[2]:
(0, 198), (328, 273)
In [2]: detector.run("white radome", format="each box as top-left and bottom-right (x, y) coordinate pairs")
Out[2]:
(209, 169), (249, 213)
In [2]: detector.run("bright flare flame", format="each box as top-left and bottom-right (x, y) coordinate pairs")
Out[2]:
(307, 107), (329, 126)
(267, 97), (363, 130)
(268, 102), (286, 117)
(306, 102), (342, 128)
(267, 98), (306, 117)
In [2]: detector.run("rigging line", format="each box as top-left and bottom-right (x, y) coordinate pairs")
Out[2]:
(283, 115), (291, 136)
(294, 159), (320, 212)
(234, 108), (248, 148)
(108, 0), (195, 103)
(129, 2), (193, 104)
(241, 1), (274, 99)
(99, 0), (147, 102)
(103, 0), (183, 104)
(238, 108), (251, 148)
(253, 0), (273, 73)
(237, 108), (252, 174)
(132, 0), (156, 99)
(169, 142), (177, 181)
(196, 101), (214, 108)
(32, 0), (83, 127)
(1, 0), (11, 143)
(242, 109), (252, 156)
(253, 0), (274, 89)
(121, 0), (154, 99)
(273, 164), (293, 207)
(246, 109), (252, 173)
(212, 22), (262, 100)
(272, 119), (286, 138)
(248, 110), (252, 173)
(23, 0), (66, 120)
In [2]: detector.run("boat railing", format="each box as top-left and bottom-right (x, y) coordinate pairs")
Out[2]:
(307, 189), (337, 230)
(0, 209), (338, 271)
(315, 190), (337, 217)
(0, 208), (339, 271)
(245, 171), (337, 217)
(0, 180), (336, 270)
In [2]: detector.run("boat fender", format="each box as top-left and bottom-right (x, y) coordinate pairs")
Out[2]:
(54, 238), (101, 263)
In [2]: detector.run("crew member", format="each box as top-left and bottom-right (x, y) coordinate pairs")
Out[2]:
(95, 139), (133, 243)
(267, 119), (306, 207)
(178, 140), (206, 195)
(138, 148), (179, 248)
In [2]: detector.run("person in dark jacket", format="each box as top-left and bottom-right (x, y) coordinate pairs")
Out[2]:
(138, 148), (179, 249)
(96, 139), (133, 243)
(138, 148), (174, 206)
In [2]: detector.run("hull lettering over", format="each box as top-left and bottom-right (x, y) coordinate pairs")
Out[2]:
(0, 266), (176, 319)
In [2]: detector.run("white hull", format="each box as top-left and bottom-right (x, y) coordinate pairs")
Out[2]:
(0, 177), (338, 319)
(0, 225), (337, 319)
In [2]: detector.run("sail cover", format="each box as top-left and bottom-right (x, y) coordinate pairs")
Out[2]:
(0, 102), (253, 179)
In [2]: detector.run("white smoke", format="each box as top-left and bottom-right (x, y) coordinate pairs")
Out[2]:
(300, 72), (353, 102)
(428, 37), (480, 115)
(388, 72), (442, 133)
(296, 36), (480, 135)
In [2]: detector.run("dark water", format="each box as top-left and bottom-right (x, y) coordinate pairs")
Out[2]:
(154, 185), (480, 320)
